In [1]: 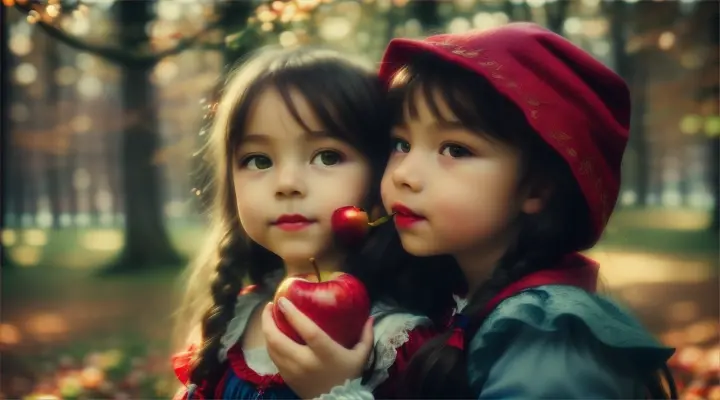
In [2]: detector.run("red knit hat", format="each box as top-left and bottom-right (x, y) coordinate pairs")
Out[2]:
(378, 23), (630, 244)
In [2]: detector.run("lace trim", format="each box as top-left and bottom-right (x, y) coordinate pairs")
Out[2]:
(365, 308), (430, 389)
(218, 270), (284, 362)
(453, 294), (468, 314)
(315, 379), (373, 400)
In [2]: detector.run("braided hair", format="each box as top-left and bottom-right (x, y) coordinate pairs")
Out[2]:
(175, 46), (392, 398)
(188, 226), (282, 395)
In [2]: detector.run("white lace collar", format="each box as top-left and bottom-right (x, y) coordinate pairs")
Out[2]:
(453, 294), (468, 314)
(217, 291), (279, 376)
(218, 292), (267, 362)
(218, 270), (283, 363)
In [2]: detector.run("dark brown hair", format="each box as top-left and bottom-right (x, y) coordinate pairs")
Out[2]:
(381, 54), (676, 399)
(174, 46), (391, 397)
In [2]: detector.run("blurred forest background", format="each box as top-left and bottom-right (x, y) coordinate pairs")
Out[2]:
(1, 0), (718, 399)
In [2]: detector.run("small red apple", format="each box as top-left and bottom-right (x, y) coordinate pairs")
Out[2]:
(272, 269), (371, 349)
(331, 206), (395, 247)
(331, 206), (370, 247)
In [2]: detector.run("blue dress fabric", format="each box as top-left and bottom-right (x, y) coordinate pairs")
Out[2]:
(220, 368), (298, 400)
(467, 285), (675, 399)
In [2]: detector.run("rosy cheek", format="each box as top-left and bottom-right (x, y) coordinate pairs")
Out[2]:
(434, 197), (471, 225)
(430, 194), (489, 239)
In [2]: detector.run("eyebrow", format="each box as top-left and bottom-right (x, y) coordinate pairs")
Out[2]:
(239, 130), (332, 145)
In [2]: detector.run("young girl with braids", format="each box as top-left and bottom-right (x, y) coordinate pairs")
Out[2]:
(369, 23), (677, 398)
(170, 46), (455, 400)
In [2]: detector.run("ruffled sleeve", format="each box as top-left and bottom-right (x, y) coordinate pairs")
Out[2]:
(362, 302), (437, 396)
(371, 325), (438, 398)
(171, 344), (206, 400)
(468, 285), (674, 398)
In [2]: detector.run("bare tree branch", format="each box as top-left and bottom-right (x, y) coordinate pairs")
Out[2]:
(14, 1), (223, 67)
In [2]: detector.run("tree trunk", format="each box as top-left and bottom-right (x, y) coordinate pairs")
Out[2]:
(609, 1), (649, 206)
(2, 8), (15, 268)
(630, 64), (650, 206)
(709, 137), (719, 232)
(221, 2), (257, 68)
(191, 1), (256, 216)
(66, 138), (79, 224)
(545, 0), (569, 34)
(385, 4), (403, 44)
(411, 0), (442, 33)
(45, 40), (62, 229)
(705, 6), (719, 232)
(104, 0), (182, 272)
(678, 150), (690, 207)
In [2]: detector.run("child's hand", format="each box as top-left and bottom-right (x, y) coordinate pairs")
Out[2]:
(261, 299), (374, 399)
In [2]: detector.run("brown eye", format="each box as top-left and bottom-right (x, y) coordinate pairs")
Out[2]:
(241, 155), (273, 170)
(311, 150), (344, 166)
(440, 144), (473, 158)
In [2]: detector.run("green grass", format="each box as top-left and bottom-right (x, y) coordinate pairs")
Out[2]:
(1, 224), (204, 270)
(598, 227), (718, 256)
(596, 207), (718, 256)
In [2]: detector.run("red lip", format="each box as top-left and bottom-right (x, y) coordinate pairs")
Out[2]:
(391, 203), (425, 229)
(275, 214), (312, 224)
(273, 214), (315, 231)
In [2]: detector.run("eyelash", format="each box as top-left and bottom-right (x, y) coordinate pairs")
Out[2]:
(390, 137), (410, 153)
(239, 154), (272, 170)
(390, 137), (474, 158)
(237, 149), (346, 170)
(440, 143), (474, 158)
(311, 149), (346, 166)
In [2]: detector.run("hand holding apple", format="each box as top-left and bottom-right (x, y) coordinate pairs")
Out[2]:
(271, 258), (371, 348)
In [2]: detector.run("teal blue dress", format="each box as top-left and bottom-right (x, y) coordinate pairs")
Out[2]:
(467, 285), (675, 399)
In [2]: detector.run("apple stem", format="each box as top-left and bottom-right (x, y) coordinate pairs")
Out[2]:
(368, 212), (396, 227)
(309, 257), (321, 282)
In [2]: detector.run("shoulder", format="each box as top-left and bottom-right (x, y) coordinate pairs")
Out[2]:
(468, 285), (674, 395)
(364, 302), (435, 390)
(478, 324), (647, 398)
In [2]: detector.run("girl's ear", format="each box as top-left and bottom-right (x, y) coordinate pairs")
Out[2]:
(521, 183), (553, 215)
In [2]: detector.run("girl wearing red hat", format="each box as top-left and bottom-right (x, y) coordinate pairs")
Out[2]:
(254, 23), (678, 399)
(372, 22), (678, 399)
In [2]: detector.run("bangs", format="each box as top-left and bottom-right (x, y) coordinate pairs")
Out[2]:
(225, 49), (389, 159)
(273, 66), (369, 148)
(389, 54), (528, 146)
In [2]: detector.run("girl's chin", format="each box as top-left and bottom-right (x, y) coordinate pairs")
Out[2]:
(397, 235), (443, 257)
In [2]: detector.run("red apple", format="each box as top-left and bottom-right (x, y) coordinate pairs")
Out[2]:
(272, 271), (371, 349)
(331, 206), (370, 247)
